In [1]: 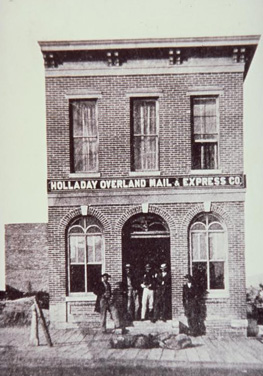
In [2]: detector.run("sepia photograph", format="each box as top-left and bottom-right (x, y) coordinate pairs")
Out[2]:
(0, 0), (263, 375)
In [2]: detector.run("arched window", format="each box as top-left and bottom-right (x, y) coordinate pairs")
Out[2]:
(67, 216), (103, 294)
(189, 213), (227, 291)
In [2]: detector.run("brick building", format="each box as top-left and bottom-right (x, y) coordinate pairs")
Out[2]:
(12, 35), (258, 334)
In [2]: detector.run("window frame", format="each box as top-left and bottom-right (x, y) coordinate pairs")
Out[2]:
(67, 217), (104, 297)
(130, 97), (160, 173)
(191, 96), (220, 171)
(189, 213), (228, 298)
(69, 98), (99, 174)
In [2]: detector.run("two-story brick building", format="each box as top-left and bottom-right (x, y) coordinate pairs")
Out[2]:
(36, 35), (260, 334)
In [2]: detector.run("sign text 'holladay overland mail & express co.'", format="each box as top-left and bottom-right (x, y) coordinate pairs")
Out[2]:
(48, 175), (245, 192)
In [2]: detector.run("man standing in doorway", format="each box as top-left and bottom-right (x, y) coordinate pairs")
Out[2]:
(123, 264), (140, 322)
(140, 264), (155, 321)
(153, 263), (171, 322)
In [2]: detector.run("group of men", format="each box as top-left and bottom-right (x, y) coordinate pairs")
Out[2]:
(94, 262), (171, 332)
(124, 263), (171, 323)
(94, 266), (207, 335)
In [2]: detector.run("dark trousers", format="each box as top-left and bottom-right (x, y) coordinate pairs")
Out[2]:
(100, 297), (120, 330)
(154, 288), (168, 320)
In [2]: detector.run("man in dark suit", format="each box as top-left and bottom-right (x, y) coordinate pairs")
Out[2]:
(153, 263), (171, 322)
(94, 273), (120, 333)
(123, 264), (140, 321)
(183, 274), (207, 336)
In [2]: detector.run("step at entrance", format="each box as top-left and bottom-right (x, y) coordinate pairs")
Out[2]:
(125, 320), (179, 335)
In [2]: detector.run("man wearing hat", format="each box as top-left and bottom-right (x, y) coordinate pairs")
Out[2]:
(153, 263), (171, 322)
(123, 264), (139, 321)
(183, 273), (206, 336)
(140, 264), (155, 321)
(94, 273), (120, 333)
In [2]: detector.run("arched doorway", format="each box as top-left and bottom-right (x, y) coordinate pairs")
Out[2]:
(122, 213), (171, 319)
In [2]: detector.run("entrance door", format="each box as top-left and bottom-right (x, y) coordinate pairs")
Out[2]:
(122, 213), (171, 319)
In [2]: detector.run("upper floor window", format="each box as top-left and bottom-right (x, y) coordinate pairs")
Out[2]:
(131, 98), (159, 172)
(191, 97), (219, 170)
(189, 213), (227, 292)
(67, 216), (103, 294)
(70, 100), (98, 173)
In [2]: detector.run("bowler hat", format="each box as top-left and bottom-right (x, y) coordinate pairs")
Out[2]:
(101, 273), (111, 278)
(184, 274), (193, 280)
(145, 264), (151, 269)
(160, 263), (167, 269)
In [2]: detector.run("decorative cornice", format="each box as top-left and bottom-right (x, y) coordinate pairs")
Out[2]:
(169, 49), (182, 65)
(43, 52), (60, 68)
(39, 35), (260, 51)
(39, 35), (260, 78)
(232, 47), (247, 63)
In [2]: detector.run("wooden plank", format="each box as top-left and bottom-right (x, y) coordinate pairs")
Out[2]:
(174, 348), (188, 362)
(247, 338), (263, 362)
(221, 337), (249, 364)
(121, 348), (140, 359)
(203, 337), (225, 363)
(54, 330), (75, 345)
(109, 348), (128, 360)
(193, 337), (212, 362)
(230, 337), (263, 365)
(184, 345), (201, 363)
(147, 348), (163, 361)
(160, 349), (176, 361)
(97, 348), (116, 360)
(135, 348), (150, 360)
(34, 297), (52, 347)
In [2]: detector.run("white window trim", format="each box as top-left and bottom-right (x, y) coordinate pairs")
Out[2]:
(67, 217), (105, 295)
(189, 214), (229, 295)
(191, 95), (221, 171)
(70, 98), (100, 174)
(66, 293), (97, 301)
(131, 97), (160, 173)
(126, 88), (163, 97)
(129, 170), (161, 177)
(69, 172), (101, 178)
(190, 169), (222, 175)
(186, 86), (224, 97)
(65, 91), (102, 99)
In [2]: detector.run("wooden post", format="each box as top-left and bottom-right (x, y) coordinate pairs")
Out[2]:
(29, 304), (39, 346)
(34, 296), (53, 347)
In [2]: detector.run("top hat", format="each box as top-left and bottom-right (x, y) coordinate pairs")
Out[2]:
(101, 273), (111, 278)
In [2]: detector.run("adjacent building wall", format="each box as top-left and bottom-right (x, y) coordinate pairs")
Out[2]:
(5, 223), (49, 293)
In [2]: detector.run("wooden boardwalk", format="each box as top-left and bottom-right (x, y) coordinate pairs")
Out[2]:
(0, 327), (263, 369)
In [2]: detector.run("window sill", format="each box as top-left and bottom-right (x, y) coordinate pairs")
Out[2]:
(66, 293), (97, 302)
(206, 290), (229, 300)
(69, 172), (101, 178)
(190, 169), (222, 175)
(129, 171), (161, 177)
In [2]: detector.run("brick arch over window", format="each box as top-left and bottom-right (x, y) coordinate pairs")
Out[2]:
(114, 205), (176, 233)
(178, 203), (234, 237)
(59, 207), (111, 234)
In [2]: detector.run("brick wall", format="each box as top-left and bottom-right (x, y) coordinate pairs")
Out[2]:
(5, 223), (48, 293)
(45, 69), (246, 331)
(48, 200), (245, 323)
(46, 72), (244, 179)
